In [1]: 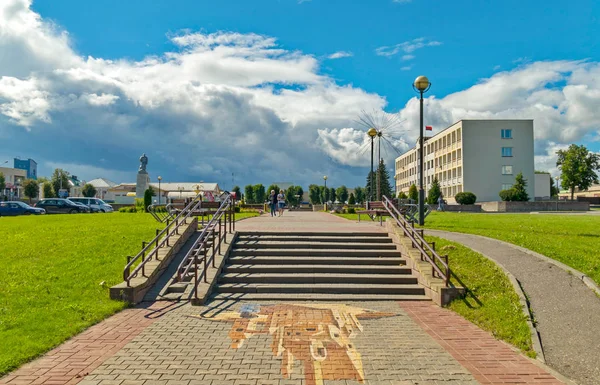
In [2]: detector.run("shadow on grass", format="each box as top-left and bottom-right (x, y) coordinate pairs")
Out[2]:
(449, 269), (483, 309)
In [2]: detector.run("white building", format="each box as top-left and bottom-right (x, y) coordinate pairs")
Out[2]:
(105, 182), (220, 204)
(88, 178), (118, 199)
(0, 166), (27, 200)
(395, 120), (535, 203)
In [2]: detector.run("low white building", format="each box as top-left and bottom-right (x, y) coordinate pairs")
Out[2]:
(0, 166), (27, 200)
(105, 182), (220, 204)
(88, 178), (118, 200)
(395, 120), (535, 202)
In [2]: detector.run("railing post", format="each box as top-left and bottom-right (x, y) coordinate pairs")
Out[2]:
(155, 229), (160, 250)
(175, 217), (179, 235)
(141, 242), (147, 277)
(444, 255), (450, 286)
(431, 241), (436, 251)
(212, 228), (216, 262)
(125, 256), (132, 286)
(203, 256), (208, 283)
(194, 251), (199, 299)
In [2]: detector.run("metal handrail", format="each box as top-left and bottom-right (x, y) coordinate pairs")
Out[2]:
(123, 193), (204, 286)
(382, 195), (450, 286)
(148, 203), (175, 223)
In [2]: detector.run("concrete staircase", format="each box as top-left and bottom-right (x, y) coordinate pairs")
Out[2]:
(212, 232), (430, 301)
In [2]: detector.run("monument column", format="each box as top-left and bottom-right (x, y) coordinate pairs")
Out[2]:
(136, 153), (150, 198)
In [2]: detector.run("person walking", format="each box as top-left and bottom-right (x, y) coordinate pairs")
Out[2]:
(437, 194), (445, 211)
(277, 190), (285, 216)
(269, 189), (277, 217)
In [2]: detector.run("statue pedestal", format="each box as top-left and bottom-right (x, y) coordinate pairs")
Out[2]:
(136, 171), (150, 198)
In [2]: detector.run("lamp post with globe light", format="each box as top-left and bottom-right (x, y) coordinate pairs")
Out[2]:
(413, 75), (431, 226)
(367, 128), (377, 202)
(157, 176), (162, 205)
(323, 176), (328, 205)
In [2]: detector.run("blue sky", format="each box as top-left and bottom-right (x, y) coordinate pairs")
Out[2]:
(1, 0), (599, 188)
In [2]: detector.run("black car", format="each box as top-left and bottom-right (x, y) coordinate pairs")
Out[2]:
(0, 201), (46, 216)
(35, 198), (88, 214)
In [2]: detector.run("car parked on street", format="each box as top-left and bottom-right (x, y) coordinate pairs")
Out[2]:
(68, 200), (91, 213)
(68, 197), (114, 213)
(0, 201), (46, 216)
(34, 198), (88, 214)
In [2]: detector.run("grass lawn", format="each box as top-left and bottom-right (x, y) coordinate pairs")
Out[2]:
(427, 236), (534, 357)
(335, 212), (600, 285)
(0, 213), (165, 375)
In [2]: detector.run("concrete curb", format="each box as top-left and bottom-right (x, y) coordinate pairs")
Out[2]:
(429, 230), (600, 298)
(426, 231), (546, 364)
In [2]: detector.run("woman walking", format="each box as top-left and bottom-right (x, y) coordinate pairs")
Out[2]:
(277, 190), (285, 216)
(269, 189), (277, 217)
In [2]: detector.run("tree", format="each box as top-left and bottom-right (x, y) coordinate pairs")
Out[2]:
(82, 183), (97, 197)
(144, 186), (155, 211)
(295, 186), (304, 203)
(244, 185), (255, 204)
(550, 177), (559, 197)
(348, 193), (356, 205)
(285, 186), (298, 207)
(253, 184), (266, 203)
(408, 184), (418, 202)
(319, 186), (330, 203)
(512, 172), (529, 201)
(23, 179), (39, 203)
(365, 171), (376, 201)
(267, 184), (280, 197)
(51, 168), (70, 197)
(353, 187), (365, 204)
(42, 182), (55, 198)
(336, 185), (349, 203)
(398, 191), (408, 199)
(376, 159), (393, 200)
(427, 176), (441, 205)
(329, 187), (336, 202)
(308, 184), (321, 204)
(232, 185), (241, 200)
(556, 144), (600, 200)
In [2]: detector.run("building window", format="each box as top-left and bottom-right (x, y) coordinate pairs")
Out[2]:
(502, 147), (513, 157)
(502, 184), (512, 190)
(502, 165), (513, 175)
(501, 129), (512, 139)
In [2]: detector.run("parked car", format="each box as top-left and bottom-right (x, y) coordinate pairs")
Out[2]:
(68, 200), (91, 213)
(0, 201), (46, 216)
(34, 198), (88, 214)
(68, 197), (114, 213)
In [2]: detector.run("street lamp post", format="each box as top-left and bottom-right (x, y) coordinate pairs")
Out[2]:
(323, 176), (328, 205)
(413, 75), (431, 226)
(367, 128), (377, 202)
(157, 176), (162, 205)
(555, 176), (560, 210)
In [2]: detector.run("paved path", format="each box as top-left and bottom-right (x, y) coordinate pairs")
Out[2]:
(427, 230), (600, 385)
(1, 212), (572, 385)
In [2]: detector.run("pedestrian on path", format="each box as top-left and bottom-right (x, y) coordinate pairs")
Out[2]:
(438, 194), (445, 211)
(277, 190), (285, 216)
(269, 190), (277, 217)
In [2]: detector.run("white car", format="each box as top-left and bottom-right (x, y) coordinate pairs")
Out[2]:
(68, 197), (114, 213)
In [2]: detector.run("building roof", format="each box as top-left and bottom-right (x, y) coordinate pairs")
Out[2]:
(150, 182), (220, 192)
(88, 178), (117, 188)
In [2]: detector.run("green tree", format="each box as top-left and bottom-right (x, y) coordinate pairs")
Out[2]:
(295, 186), (304, 203)
(244, 185), (255, 204)
(348, 193), (356, 205)
(267, 184), (280, 197)
(408, 184), (418, 201)
(551, 177), (559, 197)
(232, 185), (241, 200)
(253, 184), (266, 203)
(512, 172), (529, 201)
(144, 186), (155, 212)
(285, 186), (298, 207)
(42, 181), (55, 198)
(336, 185), (349, 203)
(308, 184), (321, 204)
(398, 191), (408, 199)
(23, 179), (39, 203)
(427, 176), (441, 204)
(51, 168), (70, 197)
(376, 159), (393, 200)
(0, 172), (5, 199)
(329, 187), (336, 202)
(556, 144), (600, 200)
(365, 171), (376, 201)
(354, 186), (365, 204)
(82, 183), (97, 197)
(319, 186), (330, 203)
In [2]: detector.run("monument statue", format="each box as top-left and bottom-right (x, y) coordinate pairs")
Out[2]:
(139, 153), (148, 173)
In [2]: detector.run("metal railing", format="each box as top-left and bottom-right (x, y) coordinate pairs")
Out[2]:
(382, 195), (450, 286)
(174, 193), (235, 301)
(148, 203), (176, 223)
(123, 194), (204, 287)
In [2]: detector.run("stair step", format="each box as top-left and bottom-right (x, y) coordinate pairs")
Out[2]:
(223, 264), (412, 274)
(211, 293), (430, 302)
(236, 236), (393, 243)
(217, 283), (425, 295)
(238, 232), (388, 237)
(166, 282), (190, 293)
(230, 249), (401, 257)
(233, 242), (397, 250)
(228, 256), (406, 265)
(219, 273), (418, 284)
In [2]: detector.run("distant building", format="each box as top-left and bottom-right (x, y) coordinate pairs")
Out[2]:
(13, 158), (37, 180)
(105, 182), (220, 204)
(395, 120), (535, 203)
(88, 178), (117, 199)
(534, 172), (551, 199)
(0, 166), (27, 200)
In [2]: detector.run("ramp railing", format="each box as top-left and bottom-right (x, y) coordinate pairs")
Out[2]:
(382, 195), (450, 286)
(148, 203), (176, 223)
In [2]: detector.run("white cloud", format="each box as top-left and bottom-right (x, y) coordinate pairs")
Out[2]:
(401, 66), (412, 71)
(393, 0), (412, 3)
(375, 38), (441, 58)
(82, 93), (120, 106)
(401, 54), (414, 61)
(328, 51), (353, 60)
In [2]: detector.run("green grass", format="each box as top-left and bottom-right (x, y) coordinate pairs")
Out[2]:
(422, 212), (600, 285)
(427, 236), (535, 357)
(335, 211), (600, 285)
(0, 213), (165, 375)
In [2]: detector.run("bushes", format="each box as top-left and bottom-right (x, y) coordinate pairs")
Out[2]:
(347, 207), (356, 214)
(500, 172), (530, 202)
(118, 206), (137, 213)
(455, 192), (477, 205)
(499, 189), (516, 202)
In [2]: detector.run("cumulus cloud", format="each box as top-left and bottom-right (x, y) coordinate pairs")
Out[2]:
(1, 0), (599, 186)
(375, 38), (442, 58)
(328, 51), (353, 60)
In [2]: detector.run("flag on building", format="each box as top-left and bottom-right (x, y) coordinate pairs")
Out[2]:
(426, 126), (433, 131)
